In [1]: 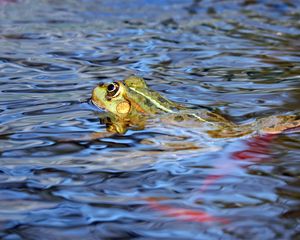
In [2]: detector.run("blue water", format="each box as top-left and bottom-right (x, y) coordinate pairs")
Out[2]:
(0, 0), (300, 239)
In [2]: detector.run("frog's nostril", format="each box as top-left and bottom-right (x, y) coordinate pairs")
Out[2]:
(98, 83), (104, 87)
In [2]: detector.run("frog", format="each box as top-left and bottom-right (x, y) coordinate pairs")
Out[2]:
(91, 75), (300, 137)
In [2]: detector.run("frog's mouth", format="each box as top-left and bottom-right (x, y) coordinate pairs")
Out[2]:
(91, 98), (105, 111)
(91, 86), (107, 110)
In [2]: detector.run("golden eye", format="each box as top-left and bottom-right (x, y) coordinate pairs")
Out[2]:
(106, 82), (120, 99)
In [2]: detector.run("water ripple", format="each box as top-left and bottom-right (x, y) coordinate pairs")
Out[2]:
(0, 0), (300, 239)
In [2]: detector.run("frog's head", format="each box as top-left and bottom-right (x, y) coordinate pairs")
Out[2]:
(92, 75), (183, 117)
(92, 81), (131, 116)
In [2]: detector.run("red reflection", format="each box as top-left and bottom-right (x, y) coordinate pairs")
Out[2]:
(232, 134), (276, 161)
(148, 199), (228, 224)
(146, 133), (278, 224)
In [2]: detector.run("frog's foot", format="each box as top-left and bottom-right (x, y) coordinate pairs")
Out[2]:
(257, 115), (300, 134)
(207, 128), (253, 138)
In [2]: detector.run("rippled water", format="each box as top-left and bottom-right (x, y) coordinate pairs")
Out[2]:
(0, 0), (300, 239)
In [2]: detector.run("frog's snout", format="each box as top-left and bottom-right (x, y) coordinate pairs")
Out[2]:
(91, 86), (106, 109)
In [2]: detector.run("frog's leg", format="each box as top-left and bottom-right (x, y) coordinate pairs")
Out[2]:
(256, 115), (300, 134)
(207, 115), (300, 138)
(206, 124), (253, 138)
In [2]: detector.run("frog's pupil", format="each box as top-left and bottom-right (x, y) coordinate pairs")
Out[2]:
(107, 83), (115, 92)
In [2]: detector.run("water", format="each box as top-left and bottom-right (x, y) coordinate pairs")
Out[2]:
(0, 0), (300, 239)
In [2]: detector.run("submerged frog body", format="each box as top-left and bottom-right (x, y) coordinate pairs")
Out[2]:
(91, 76), (300, 137)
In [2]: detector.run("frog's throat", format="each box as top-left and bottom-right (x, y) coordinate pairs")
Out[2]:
(128, 87), (175, 113)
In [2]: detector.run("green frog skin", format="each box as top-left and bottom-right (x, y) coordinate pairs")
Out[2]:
(91, 76), (300, 137)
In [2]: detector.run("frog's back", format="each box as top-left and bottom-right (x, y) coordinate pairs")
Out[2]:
(124, 76), (185, 114)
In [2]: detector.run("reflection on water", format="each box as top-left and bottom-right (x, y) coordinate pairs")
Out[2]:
(0, 0), (300, 239)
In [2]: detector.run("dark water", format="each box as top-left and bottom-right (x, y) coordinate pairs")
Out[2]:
(1, 0), (300, 239)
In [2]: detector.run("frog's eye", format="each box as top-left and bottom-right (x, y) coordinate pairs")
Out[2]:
(107, 83), (117, 92)
(106, 82), (120, 99)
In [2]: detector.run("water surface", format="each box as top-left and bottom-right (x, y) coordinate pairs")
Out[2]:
(0, 0), (300, 239)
